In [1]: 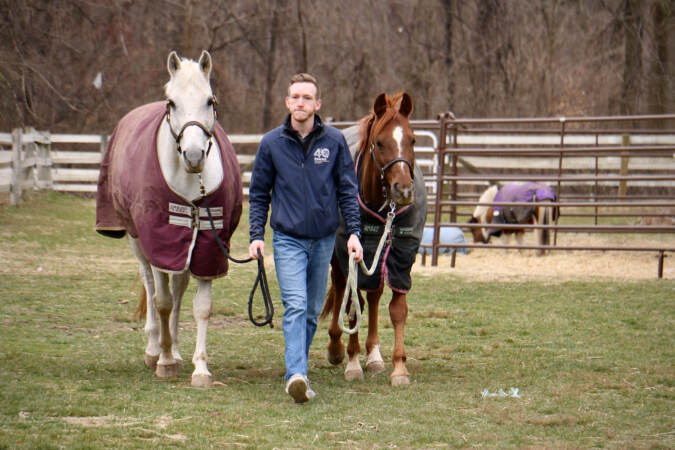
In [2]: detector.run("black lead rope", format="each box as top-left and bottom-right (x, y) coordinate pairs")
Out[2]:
(202, 194), (274, 328)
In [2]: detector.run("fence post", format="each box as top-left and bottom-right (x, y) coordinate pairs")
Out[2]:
(10, 128), (23, 205)
(23, 127), (38, 191)
(432, 113), (449, 266)
(618, 134), (630, 198)
(36, 130), (52, 190)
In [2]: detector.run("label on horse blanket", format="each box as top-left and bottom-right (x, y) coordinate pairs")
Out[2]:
(335, 153), (427, 293)
(95, 102), (242, 279)
(493, 182), (556, 224)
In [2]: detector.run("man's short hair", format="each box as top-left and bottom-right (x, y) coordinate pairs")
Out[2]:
(288, 73), (321, 99)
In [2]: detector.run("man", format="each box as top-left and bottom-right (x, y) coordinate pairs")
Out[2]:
(248, 73), (363, 404)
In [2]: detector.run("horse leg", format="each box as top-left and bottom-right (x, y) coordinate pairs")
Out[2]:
(389, 292), (410, 386)
(169, 272), (190, 370)
(365, 290), (385, 374)
(326, 263), (346, 366)
(151, 268), (180, 378)
(129, 238), (160, 369)
(344, 291), (365, 381)
(500, 233), (511, 252)
(535, 205), (552, 256)
(191, 279), (213, 387)
(514, 230), (525, 253)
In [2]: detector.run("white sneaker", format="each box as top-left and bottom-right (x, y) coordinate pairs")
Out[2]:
(307, 385), (316, 399)
(285, 374), (309, 404)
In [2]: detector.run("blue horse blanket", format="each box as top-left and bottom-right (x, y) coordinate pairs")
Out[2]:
(418, 226), (469, 255)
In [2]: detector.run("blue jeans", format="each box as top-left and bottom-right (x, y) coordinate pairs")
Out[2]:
(273, 231), (336, 382)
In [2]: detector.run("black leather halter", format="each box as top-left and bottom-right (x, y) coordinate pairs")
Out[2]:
(165, 99), (216, 156)
(366, 116), (415, 205)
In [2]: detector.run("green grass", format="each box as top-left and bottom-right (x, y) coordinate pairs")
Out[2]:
(0, 191), (673, 448)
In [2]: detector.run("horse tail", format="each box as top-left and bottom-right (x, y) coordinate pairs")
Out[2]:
(320, 254), (345, 320)
(134, 280), (147, 321)
(319, 279), (337, 321)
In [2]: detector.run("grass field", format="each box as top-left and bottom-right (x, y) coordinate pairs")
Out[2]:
(0, 191), (673, 448)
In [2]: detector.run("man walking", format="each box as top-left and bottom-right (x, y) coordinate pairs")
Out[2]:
(248, 73), (363, 403)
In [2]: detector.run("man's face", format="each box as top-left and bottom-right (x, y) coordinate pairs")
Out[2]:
(285, 81), (321, 124)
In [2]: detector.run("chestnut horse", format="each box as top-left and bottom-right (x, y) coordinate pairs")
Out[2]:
(468, 182), (558, 255)
(320, 92), (427, 386)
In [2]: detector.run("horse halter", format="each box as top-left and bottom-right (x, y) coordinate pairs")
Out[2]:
(165, 97), (217, 157)
(367, 116), (415, 205)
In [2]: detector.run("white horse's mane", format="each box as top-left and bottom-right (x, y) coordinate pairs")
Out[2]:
(164, 57), (211, 98)
(473, 185), (498, 221)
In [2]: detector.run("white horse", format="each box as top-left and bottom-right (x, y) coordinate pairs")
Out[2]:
(96, 51), (242, 387)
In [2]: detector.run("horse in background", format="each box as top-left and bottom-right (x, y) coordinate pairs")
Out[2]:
(96, 51), (242, 387)
(468, 182), (558, 255)
(320, 92), (426, 386)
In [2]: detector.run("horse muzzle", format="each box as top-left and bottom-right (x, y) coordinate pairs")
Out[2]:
(182, 149), (206, 173)
(391, 181), (415, 206)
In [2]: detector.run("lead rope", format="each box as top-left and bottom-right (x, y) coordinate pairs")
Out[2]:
(200, 177), (274, 328)
(338, 202), (396, 334)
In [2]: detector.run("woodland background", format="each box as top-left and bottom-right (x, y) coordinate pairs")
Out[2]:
(0, 0), (673, 135)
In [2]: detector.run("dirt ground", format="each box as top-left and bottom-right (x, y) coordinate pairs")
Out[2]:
(412, 233), (675, 282)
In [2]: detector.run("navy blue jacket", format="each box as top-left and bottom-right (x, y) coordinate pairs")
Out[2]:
(249, 115), (361, 241)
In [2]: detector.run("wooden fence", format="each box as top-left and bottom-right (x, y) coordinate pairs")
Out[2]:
(2, 113), (674, 276)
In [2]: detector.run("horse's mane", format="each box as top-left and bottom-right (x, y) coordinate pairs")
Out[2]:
(164, 58), (211, 97)
(473, 185), (499, 221)
(357, 92), (407, 156)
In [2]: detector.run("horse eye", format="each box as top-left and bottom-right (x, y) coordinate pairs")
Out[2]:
(411, 139), (416, 146)
(376, 141), (383, 148)
(207, 97), (215, 107)
(167, 99), (176, 109)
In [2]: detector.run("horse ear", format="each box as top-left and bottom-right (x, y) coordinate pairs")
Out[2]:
(373, 93), (388, 118)
(167, 51), (181, 76)
(399, 92), (413, 118)
(198, 50), (212, 79)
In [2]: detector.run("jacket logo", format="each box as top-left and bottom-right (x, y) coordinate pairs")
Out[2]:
(313, 147), (330, 164)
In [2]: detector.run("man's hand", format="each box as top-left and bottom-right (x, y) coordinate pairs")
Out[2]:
(347, 234), (363, 263)
(249, 240), (265, 259)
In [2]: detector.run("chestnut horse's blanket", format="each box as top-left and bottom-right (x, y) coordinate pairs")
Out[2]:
(95, 101), (242, 279)
(335, 152), (427, 293)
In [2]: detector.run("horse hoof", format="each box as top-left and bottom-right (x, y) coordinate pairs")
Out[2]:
(155, 363), (180, 378)
(391, 375), (410, 386)
(345, 369), (364, 381)
(191, 374), (213, 388)
(175, 358), (184, 371)
(144, 353), (159, 369)
(366, 360), (386, 374)
(327, 349), (345, 366)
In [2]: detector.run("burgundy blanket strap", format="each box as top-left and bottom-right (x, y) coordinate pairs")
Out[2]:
(202, 193), (274, 328)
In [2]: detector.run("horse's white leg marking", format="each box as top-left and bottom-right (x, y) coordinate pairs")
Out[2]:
(345, 353), (364, 381)
(170, 272), (190, 367)
(365, 344), (385, 373)
(152, 268), (180, 377)
(129, 238), (161, 367)
(191, 279), (213, 387)
(514, 231), (525, 253)
(500, 233), (511, 252)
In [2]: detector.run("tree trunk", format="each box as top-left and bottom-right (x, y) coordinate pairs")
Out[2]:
(646, 0), (671, 119)
(262, 0), (281, 130)
(620, 0), (644, 116)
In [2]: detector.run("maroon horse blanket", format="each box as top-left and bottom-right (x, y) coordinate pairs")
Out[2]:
(95, 102), (242, 279)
